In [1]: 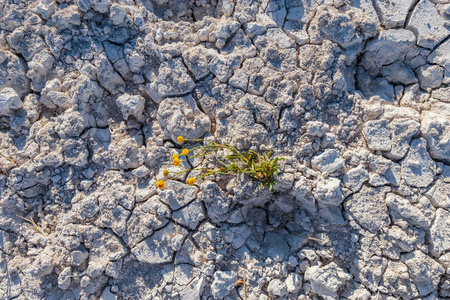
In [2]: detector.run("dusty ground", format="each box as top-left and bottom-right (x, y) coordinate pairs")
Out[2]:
(0, 0), (450, 299)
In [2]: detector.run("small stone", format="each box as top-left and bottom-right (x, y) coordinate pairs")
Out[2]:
(211, 271), (236, 299)
(145, 58), (195, 102)
(408, 0), (450, 49)
(267, 279), (287, 297)
(132, 222), (188, 264)
(0, 87), (22, 116)
(401, 138), (436, 188)
(401, 250), (445, 296)
(343, 165), (369, 192)
(305, 262), (352, 299)
(416, 64), (444, 91)
(286, 273), (303, 293)
(385, 193), (430, 230)
(311, 149), (345, 174)
(71, 247), (89, 266)
(115, 93), (145, 120)
(345, 185), (391, 233)
(429, 209), (450, 256)
(58, 267), (72, 290)
(313, 177), (344, 206)
(362, 119), (391, 151)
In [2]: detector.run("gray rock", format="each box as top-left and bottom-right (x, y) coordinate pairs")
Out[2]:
(157, 95), (211, 143)
(362, 119), (391, 151)
(311, 149), (345, 174)
(407, 0), (450, 49)
(182, 46), (216, 80)
(416, 64), (444, 91)
(313, 177), (344, 206)
(0, 51), (30, 98)
(431, 86), (450, 102)
(401, 138), (436, 188)
(427, 180), (450, 209)
(62, 139), (89, 167)
(179, 276), (206, 300)
(267, 279), (287, 297)
(368, 154), (401, 186)
(286, 273), (302, 293)
(115, 93), (145, 120)
(146, 58), (195, 102)
(172, 200), (205, 229)
(25, 252), (54, 278)
(380, 61), (418, 85)
(26, 49), (55, 92)
(428, 37), (450, 83)
(198, 181), (231, 224)
(77, 195), (99, 219)
(387, 118), (420, 160)
(291, 176), (315, 210)
(51, 5), (82, 30)
(100, 286), (117, 300)
(36, 0), (56, 20)
(345, 186), (391, 233)
(123, 195), (170, 248)
(343, 165), (369, 192)
(8, 25), (47, 61)
(308, 6), (356, 48)
(385, 193), (431, 230)
(379, 260), (418, 297)
(58, 266), (72, 290)
(429, 209), (450, 256)
(362, 29), (416, 75)
(159, 180), (198, 210)
(132, 222), (188, 264)
(305, 262), (352, 299)
(260, 46), (297, 72)
(375, 0), (416, 28)
(306, 121), (329, 137)
(71, 247), (89, 266)
(0, 87), (22, 116)
(388, 226), (425, 252)
(401, 250), (445, 296)
(110, 4), (127, 25)
(262, 232), (289, 262)
(420, 103), (450, 163)
(208, 53), (243, 83)
(211, 271), (236, 299)
(95, 53), (125, 95)
(105, 260), (122, 279)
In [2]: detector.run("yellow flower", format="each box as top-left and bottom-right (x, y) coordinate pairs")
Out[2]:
(163, 169), (169, 177)
(177, 136), (183, 143)
(173, 157), (181, 167)
(186, 177), (196, 186)
(156, 180), (165, 189)
(172, 153), (178, 159)
(181, 148), (189, 156)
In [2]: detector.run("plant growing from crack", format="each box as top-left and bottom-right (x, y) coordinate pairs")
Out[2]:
(156, 136), (284, 192)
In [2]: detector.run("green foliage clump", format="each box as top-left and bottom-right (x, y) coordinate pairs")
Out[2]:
(158, 136), (284, 192)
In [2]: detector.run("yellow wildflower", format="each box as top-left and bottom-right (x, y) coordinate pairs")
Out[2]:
(173, 157), (181, 167)
(173, 153), (178, 159)
(156, 180), (165, 189)
(181, 148), (189, 156)
(177, 136), (183, 143)
(186, 177), (196, 186)
(163, 169), (169, 177)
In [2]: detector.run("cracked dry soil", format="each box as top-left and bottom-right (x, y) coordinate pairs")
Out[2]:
(0, 0), (450, 299)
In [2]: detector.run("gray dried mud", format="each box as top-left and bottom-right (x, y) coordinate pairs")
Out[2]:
(0, 0), (450, 299)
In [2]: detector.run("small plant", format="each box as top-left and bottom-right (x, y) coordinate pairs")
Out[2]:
(0, 153), (17, 175)
(157, 136), (284, 192)
(17, 215), (48, 237)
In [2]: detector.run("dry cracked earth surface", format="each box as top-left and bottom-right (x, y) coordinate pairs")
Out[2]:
(0, 0), (449, 299)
